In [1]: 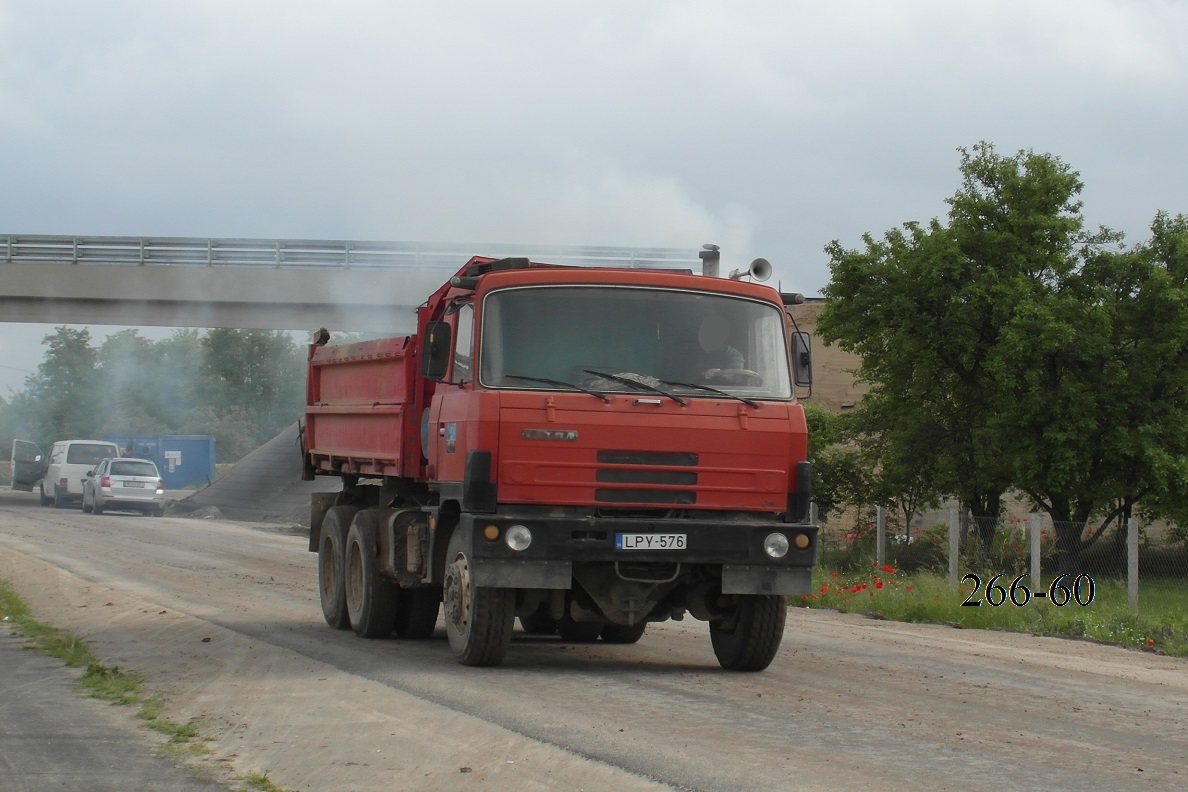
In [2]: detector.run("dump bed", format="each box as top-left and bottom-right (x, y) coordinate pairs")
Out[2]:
(304, 335), (422, 479)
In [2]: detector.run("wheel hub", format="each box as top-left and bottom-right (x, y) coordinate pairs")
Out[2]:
(443, 555), (471, 631)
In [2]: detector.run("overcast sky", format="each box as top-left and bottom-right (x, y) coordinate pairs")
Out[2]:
(2, 0), (1186, 395)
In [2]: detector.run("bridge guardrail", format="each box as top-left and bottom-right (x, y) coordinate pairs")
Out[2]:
(2, 235), (698, 271)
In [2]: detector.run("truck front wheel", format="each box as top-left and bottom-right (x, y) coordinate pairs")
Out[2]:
(709, 594), (787, 672)
(346, 510), (398, 638)
(443, 525), (514, 666)
(318, 505), (357, 630)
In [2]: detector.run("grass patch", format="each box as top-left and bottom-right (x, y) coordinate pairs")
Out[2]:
(0, 579), (204, 734)
(1, 578), (296, 789)
(799, 563), (1188, 657)
(244, 771), (299, 792)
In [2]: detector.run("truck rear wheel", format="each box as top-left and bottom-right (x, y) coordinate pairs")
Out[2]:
(346, 510), (398, 638)
(318, 505), (357, 630)
(709, 594), (787, 671)
(443, 525), (514, 666)
(394, 588), (440, 639)
(600, 622), (647, 644)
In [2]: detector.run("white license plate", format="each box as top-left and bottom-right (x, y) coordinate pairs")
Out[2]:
(123, 481), (145, 488)
(615, 533), (687, 550)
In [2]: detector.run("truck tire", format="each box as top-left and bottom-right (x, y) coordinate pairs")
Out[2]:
(53, 489), (68, 509)
(394, 588), (440, 639)
(345, 509), (398, 638)
(556, 614), (603, 643)
(443, 525), (514, 666)
(600, 622), (647, 644)
(709, 594), (787, 672)
(318, 505), (357, 630)
(39, 485), (52, 507)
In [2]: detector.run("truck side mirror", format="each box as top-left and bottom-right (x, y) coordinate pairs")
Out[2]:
(792, 331), (812, 388)
(421, 321), (453, 381)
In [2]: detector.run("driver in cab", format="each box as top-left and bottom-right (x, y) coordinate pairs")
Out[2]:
(671, 313), (744, 382)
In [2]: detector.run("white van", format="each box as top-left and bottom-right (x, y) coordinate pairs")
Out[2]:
(10, 439), (120, 508)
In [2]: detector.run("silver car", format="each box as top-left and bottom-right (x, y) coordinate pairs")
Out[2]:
(82, 457), (166, 516)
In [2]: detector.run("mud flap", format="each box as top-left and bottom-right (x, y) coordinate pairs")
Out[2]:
(722, 565), (811, 596)
(471, 560), (573, 589)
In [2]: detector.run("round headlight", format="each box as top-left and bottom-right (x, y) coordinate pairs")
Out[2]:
(764, 532), (790, 559)
(505, 524), (533, 552)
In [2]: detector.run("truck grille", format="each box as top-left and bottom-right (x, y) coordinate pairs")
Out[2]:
(594, 449), (698, 504)
(596, 450), (698, 466)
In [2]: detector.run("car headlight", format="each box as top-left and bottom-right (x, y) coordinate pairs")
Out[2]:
(764, 532), (790, 559)
(505, 524), (533, 552)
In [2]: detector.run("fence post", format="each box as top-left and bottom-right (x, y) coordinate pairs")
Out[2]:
(1029, 513), (1042, 593)
(948, 508), (959, 586)
(876, 505), (886, 566)
(1128, 517), (1139, 609)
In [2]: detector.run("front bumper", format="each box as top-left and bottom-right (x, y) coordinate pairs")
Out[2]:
(457, 509), (817, 595)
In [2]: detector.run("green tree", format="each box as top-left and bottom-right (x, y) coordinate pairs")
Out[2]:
(148, 329), (206, 431)
(181, 404), (259, 463)
(95, 329), (170, 435)
(817, 143), (1117, 555)
(20, 327), (99, 444)
(803, 403), (867, 521)
(997, 211), (1188, 572)
(199, 329), (305, 457)
(851, 397), (945, 544)
(1124, 213), (1188, 527)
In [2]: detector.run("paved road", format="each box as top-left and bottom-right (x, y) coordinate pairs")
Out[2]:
(0, 487), (1185, 791)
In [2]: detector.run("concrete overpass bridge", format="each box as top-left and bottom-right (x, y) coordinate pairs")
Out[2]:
(1, 234), (699, 334)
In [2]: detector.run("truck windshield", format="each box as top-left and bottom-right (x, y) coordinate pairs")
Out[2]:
(479, 286), (792, 400)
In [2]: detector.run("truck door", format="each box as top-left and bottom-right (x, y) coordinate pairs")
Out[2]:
(10, 439), (45, 492)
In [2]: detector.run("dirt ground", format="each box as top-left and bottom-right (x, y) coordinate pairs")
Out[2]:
(1, 490), (1186, 791)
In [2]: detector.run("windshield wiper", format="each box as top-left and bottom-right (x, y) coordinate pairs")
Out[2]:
(504, 374), (611, 403)
(582, 369), (687, 406)
(658, 379), (761, 409)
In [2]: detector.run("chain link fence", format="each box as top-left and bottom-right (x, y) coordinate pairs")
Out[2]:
(816, 505), (1188, 616)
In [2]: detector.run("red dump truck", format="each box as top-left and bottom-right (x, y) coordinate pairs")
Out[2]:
(302, 250), (816, 669)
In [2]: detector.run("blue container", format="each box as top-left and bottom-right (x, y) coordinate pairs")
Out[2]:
(103, 434), (217, 490)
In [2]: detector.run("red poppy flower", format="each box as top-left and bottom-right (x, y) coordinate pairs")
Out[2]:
(882, 565), (895, 574)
